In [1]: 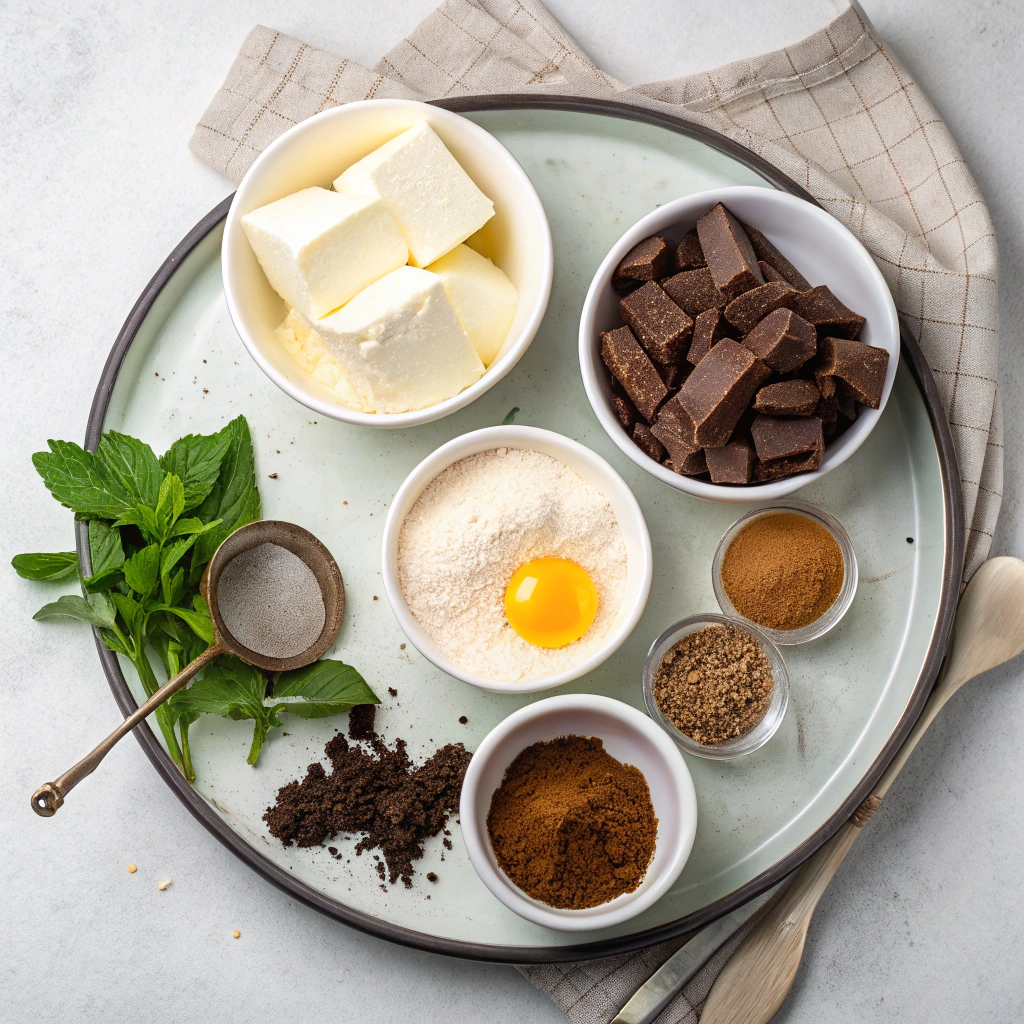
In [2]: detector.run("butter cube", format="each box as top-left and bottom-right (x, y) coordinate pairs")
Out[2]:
(316, 266), (484, 414)
(242, 187), (407, 319)
(334, 123), (494, 268)
(426, 245), (518, 367)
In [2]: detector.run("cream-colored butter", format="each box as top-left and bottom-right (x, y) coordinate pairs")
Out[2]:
(333, 123), (494, 268)
(242, 187), (407, 319)
(315, 266), (484, 413)
(426, 244), (517, 367)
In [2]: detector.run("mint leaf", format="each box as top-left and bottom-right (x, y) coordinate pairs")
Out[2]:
(110, 591), (145, 637)
(33, 440), (134, 518)
(269, 660), (379, 720)
(34, 592), (117, 629)
(153, 473), (186, 539)
(122, 543), (161, 596)
(160, 431), (232, 511)
(96, 431), (162, 510)
(12, 552), (78, 581)
(168, 516), (221, 539)
(84, 519), (124, 590)
(152, 604), (215, 644)
(191, 416), (261, 570)
(501, 406), (520, 425)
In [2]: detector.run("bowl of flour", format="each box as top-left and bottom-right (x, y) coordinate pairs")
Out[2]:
(381, 426), (653, 693)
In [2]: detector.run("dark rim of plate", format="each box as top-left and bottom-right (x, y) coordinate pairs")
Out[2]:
(76, 94), (965, 964)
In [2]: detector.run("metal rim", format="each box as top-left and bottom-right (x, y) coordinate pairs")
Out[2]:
(76, 94), (965, 964)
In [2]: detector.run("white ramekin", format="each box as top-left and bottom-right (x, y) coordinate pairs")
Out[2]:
(380, 426), (653, 694)
(459, 693), (698, 931)
(579, 185), (900, 502)
(223, 99), (553, 428)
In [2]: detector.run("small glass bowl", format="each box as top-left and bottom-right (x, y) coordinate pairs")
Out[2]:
(712, 501), (858, 646)
(642, 613), (790, 760)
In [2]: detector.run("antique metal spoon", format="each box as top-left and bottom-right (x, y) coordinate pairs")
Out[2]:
(31, 520), (344, 817)
(699, 556), (1024, 1024)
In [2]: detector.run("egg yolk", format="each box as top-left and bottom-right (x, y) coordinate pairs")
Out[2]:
(504, 557), (599, 649)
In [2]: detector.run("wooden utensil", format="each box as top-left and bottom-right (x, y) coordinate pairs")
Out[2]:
(700, 556), (1024, 1024)
(30, 520), (344, 816)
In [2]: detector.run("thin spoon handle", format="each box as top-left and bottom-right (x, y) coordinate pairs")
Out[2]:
(31, 642), (225, 816)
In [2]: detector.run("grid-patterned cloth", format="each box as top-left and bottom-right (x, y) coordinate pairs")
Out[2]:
(190, 4), (1000, 1020)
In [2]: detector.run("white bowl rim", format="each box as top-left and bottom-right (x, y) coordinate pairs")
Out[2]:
(579, 184), (900, 502)
(459, 693), (698, 931)
(380, 425), (653, 694)
(222, 98), (554, 429)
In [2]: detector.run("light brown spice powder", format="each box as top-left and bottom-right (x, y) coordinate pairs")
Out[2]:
(653, 624), (773, 745)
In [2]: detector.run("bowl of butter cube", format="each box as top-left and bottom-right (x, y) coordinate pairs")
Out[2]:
(223, 99), (553, 427)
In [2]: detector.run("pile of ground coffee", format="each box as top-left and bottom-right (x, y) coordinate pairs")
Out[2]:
(653, 624), (773, 744)
(486, 735), (657, 909)
(263, 706), (471, 887)
(720, 512), (844, 630)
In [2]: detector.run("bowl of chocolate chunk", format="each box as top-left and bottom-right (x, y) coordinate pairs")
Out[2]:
(459, 693), (697, 930)
(579, 185), (899, 500)
(643, 613), (790, 759)
(224, 99), (553, 427)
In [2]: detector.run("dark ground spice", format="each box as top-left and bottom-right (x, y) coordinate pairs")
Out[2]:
(486, 735), (657, 909)
(263, 710), (471, 886)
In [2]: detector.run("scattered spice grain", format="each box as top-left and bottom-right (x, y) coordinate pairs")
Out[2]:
(721, 512), (843, 630)
(653, 624), (773, 744)
(126, 863), (137, 874)
(486, 735), (657, 909)
(232, 930), (241, 939)
(157, 879), (172, 891)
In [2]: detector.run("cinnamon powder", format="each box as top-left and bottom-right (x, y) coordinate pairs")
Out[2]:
(721, 512), (843, 630)
(486, 735), (657, 909)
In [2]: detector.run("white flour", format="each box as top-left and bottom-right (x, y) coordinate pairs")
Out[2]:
(397, 448), (627, 682)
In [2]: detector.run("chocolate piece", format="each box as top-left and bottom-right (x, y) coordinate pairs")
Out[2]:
(651, 397), (706, 475)
(814, 367), (836, 399)
(655, 359), (689, 390)
(836, 388), (857, 421)
(678, 339), (771, 448)
(673, 230), (706, 272)
(817, 336), (889, 408)
(600, 326), (668, 422)
(742, 308), (817, 373)
(753, 379), (820, 416)
(759, 261), (791, 286)
(688, 308), (732, 366)
(815, 394), (839, 436)
(615, 235), (671, 285)
(661, 268), (727, 317)
(612, 275), (642, 297)
(696, 203), (765, 300)
(609, 378), (639, 432)
(723, 282), (797, 334)
(754, 445), (824, 480)
(620, 282), (694, 365)
(751, 415), (824, 462)
(705, 441), (755, 484)
(743, 224), (812, 291)
(729, 404), (757, 444)
(633, 422), (667, 463)
(792, 286), (865, 338)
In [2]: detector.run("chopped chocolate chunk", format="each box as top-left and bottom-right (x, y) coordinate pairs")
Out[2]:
(751, 415), (824, 462)
(753, 379), (820, 416)
(620, 281), (694, 365)
(616, 235), (671, 284)
(633, 422), (667, 462)
(723, 282), (797, 334)
(815, 394), (839, 436)
(696, 203), (765, 300)
(651, 398), (706, 475)
(688, 308), (732, 366)
(600, 326), (668, 422)
(656, 359), (688, 390)
(836, 388), (857, 421)
(817, 336), (889, 408)
(742, 308), (817, 373)
(742, 224), (812, 291)
(758, 260), (791, 286)
(755, 441), (824, 480)
(705, 440), (756, 484)
(662, 268), (727, 318)
(612, 274), (642, 297)
(674, 230), (706, 272)
(791, 286), (865, 338)
(609, 378), (640, 432)
(815, 368), (836, 399)
(678, 339), (770, 448)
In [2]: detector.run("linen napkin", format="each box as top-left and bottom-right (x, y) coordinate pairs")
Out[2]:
(190, 4), (1001, 1020)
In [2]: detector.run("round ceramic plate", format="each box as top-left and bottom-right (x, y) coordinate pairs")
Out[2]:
(79, 97), (963, 963)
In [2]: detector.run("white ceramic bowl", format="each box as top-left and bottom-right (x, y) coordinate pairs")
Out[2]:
(223, 99), (553, 428)
(380, 426), (653, 694)
(579, 185), (900, 502)
(459, 693), (698, 931)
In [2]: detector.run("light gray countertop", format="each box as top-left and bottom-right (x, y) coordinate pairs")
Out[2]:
(2, 1), (1022, 1021)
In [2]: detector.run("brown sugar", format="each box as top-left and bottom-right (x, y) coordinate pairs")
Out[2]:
(721, 512), (844, 630)
(486, 736), (657, 910)
(653, 625), (773, 744)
